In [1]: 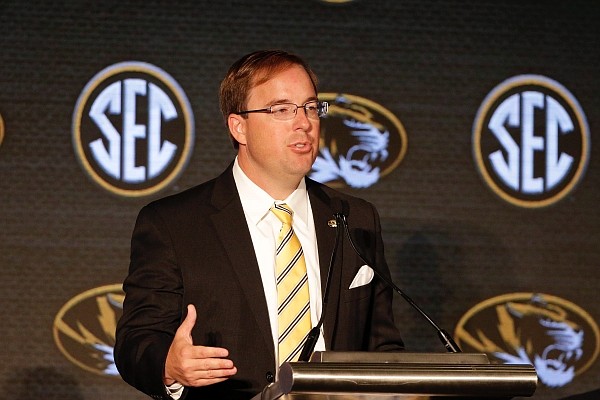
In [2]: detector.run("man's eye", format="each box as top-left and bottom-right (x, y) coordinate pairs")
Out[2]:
(272, 106), (292, 114)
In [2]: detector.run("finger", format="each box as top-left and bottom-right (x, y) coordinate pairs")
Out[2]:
(191, 345), (231, 359)
(177, 304), (197, 338)
(190, 376), (233, 387)
(191, 356), (235, 371)
(188, 366), (238, 387)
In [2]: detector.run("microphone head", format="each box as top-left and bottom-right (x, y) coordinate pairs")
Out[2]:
(331, 197), (348, 219)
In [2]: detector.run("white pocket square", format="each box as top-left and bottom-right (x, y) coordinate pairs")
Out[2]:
(349, 265), (374, 289)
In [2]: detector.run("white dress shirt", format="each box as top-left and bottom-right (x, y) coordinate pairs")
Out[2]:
(232, 158), (326, 363)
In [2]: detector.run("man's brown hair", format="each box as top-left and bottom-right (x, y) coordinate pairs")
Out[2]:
(219, 50), (319, 148)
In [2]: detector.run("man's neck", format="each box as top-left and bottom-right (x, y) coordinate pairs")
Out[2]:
(236, 159), (303, 200)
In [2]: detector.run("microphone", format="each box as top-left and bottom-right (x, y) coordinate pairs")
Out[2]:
(336, 200), (461, 353)
(298, 199), (345, 361)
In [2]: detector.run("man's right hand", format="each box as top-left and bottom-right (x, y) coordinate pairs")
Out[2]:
(163, 304), (237, 387)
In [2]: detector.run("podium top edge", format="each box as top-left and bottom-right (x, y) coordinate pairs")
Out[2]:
(309, 351), (491, 365)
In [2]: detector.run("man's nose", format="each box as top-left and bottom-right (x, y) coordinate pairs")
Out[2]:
(294, 106), (311, 128)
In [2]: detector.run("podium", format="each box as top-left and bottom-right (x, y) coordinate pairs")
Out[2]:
(252, 352), (537, 400)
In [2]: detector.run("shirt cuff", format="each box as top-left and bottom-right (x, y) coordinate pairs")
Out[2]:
(165, 382), (184, 400)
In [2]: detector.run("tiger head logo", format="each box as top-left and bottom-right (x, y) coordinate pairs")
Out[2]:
(455, 293), (599, 388)
(53, 284), (124, 376)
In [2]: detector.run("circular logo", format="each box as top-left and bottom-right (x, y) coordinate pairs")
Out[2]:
(72, 62), (194, 197)
(314, 0), (360, 4)
(455, 293), (599, 388)
(311, 93), (407, 189)
(53, 284), (125, 376)
(473, 75), (589, 208)
(0, 113), (4, 149)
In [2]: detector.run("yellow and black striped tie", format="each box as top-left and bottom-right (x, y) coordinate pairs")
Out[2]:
(271, 203), (312, 365)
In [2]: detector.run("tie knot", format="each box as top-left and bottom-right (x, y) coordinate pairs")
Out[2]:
(271, 203), (293, 225)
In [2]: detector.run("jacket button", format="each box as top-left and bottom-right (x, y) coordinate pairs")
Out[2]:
(266, 371), (274, 383)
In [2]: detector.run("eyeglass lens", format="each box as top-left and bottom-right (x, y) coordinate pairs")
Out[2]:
(271, 101), (325, 120)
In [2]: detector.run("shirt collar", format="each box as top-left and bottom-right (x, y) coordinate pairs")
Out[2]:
(232, 157), (309, 228)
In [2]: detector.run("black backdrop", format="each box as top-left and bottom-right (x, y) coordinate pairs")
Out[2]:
(1, 1), (598, 399)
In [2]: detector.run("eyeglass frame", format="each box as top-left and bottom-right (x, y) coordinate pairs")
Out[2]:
(235, 100), (329, 121)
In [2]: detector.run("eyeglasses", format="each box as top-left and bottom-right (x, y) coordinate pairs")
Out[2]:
(236, 100), (329, 121)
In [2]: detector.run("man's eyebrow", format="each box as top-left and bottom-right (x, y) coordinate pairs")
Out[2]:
(268, 98), (292, 105)
(268, 96), (318, 105)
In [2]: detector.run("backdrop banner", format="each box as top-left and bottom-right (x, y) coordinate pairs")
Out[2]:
(1, 1), (598, 399)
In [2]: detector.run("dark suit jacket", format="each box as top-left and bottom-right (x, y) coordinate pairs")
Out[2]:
(114, 164), (404, 400)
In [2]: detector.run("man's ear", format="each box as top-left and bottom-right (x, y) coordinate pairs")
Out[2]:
(227, 114), (247, 145)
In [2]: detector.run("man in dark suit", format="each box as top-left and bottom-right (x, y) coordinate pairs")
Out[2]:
(114, 50), (404, 400)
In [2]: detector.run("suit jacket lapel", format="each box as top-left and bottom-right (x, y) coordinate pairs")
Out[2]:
(307, 179), (341, 349)
(209, 165), (275, 360)
(207, 170), (341, 357)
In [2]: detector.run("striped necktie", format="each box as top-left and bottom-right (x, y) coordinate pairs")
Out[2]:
(271, 203), (312, 365)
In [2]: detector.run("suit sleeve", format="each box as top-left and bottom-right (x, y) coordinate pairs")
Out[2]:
(114, 204), (186, 400)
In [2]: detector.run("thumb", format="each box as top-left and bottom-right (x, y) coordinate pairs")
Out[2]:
(177, 304), (197, 340)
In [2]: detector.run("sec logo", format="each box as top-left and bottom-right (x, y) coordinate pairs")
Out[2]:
(473, 75), (589, 208)
(72, 62), (194, 197)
